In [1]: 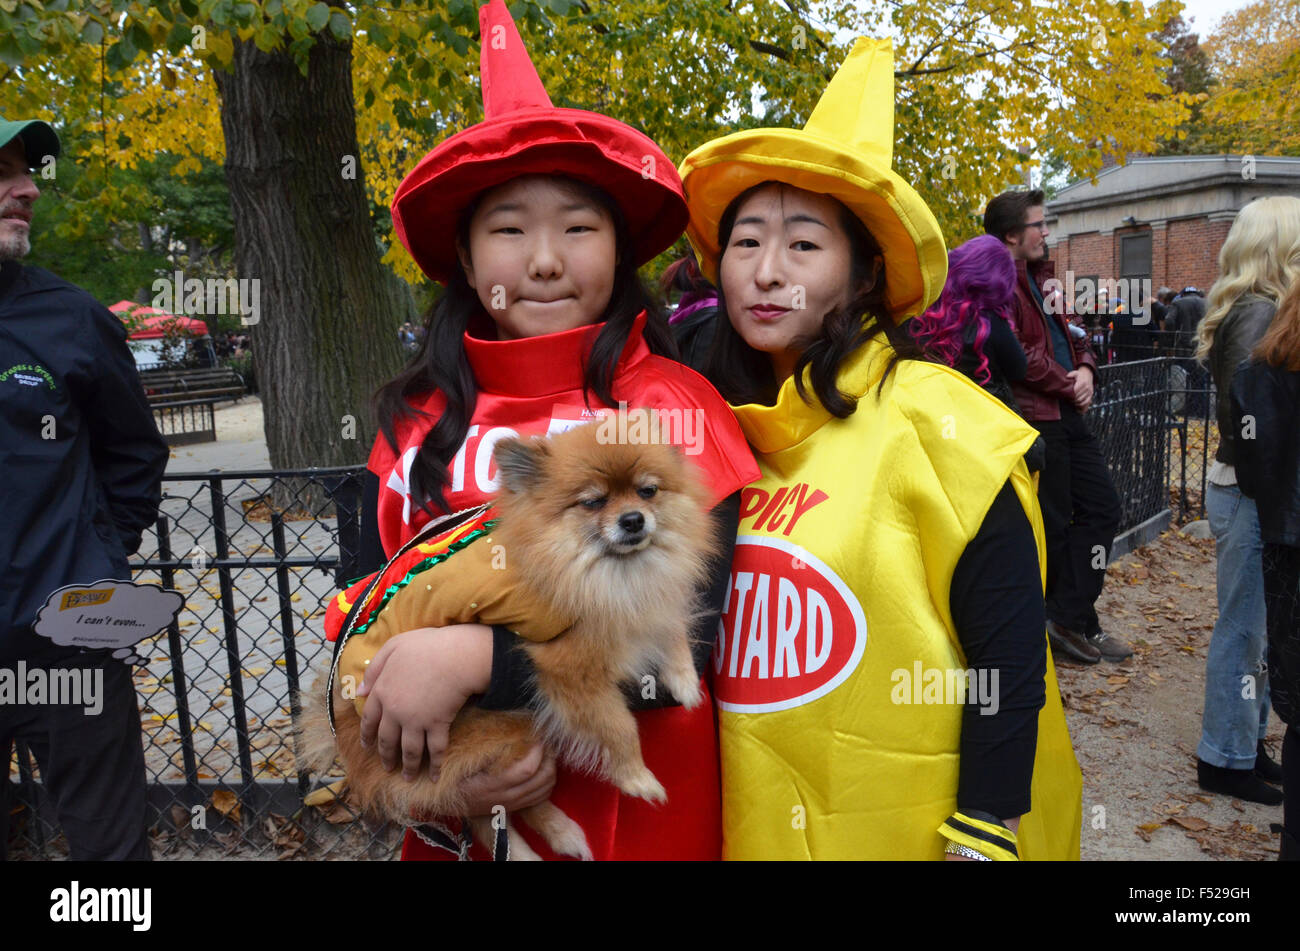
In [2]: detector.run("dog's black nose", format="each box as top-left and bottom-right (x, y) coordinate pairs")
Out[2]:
(618, 511), (644, 534)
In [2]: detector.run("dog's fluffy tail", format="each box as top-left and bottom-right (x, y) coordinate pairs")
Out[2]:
(296, 672), (347, 780)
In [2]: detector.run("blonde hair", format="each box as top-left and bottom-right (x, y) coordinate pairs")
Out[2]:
(1196, 195), (1300, 363)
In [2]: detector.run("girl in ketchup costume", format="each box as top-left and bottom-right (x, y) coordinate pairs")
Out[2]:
(342, 0), (757, 861)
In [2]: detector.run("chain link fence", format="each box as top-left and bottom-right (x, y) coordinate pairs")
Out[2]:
(7, 466), (403, 860)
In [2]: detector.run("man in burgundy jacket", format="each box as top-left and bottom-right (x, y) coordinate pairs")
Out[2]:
(985, 190), (1130, 665)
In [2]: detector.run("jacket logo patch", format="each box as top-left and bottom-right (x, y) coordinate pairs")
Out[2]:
(1, 363), (57, 390)
(713, 536), (866, 713)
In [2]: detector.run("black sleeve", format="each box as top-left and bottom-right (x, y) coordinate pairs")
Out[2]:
(1231, 366), (1295, 504)
(988, 316), (1028, 383)
(478, 491), (742, 712)
(950, 479), (1047, 819)
(1231, 380), (1259, 501)
(358, 468), (387, 575)
(85, 305), (169, 556)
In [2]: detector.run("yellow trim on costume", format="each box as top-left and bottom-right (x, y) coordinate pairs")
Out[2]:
(416, 521), (475, 555)
(938, 813), (1020, 862)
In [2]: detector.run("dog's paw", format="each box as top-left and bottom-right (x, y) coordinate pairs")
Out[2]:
(543, 818), (594, 861)
(663, 671), (704, 710)
(522, 801), (594, 861)
(612, 766), (667, 805)
(675, 679), (705, 710)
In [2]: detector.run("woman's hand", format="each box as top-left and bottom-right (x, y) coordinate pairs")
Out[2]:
(357, 624), (493, 781)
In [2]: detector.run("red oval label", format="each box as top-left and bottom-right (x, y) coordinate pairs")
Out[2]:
(712, 536), (866, 712)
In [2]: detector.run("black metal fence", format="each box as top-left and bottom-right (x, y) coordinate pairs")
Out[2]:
(6, 356), (1218, 860)
(1088, 354), (1216, 533)
(151, 398), (217, 446)
(7, 466), (403, 860)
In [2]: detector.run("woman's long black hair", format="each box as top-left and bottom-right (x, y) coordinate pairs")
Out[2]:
(700, 182), (922, 414)
(373, 177), (678, 518)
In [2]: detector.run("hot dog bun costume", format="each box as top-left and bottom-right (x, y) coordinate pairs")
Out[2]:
(679, 38), (1082, 860)
(323, 503), (568, 723)
(336, 0), (759, 861)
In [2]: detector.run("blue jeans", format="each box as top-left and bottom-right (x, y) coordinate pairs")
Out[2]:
(1199, 483), (1272, 768)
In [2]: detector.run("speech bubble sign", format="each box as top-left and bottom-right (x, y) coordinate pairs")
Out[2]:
(33, 579), (184, 665)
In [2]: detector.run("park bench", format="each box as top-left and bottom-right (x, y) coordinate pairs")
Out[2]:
(140, 365), (247, 405)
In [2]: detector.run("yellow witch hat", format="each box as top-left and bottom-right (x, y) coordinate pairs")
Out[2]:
(679, 38), (947, 321)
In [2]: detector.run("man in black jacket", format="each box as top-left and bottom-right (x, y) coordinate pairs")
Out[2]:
(1169, 287), (1211, 415)
(0, 118), (169, 859)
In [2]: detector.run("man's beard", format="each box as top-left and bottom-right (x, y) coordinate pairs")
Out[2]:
(0, 230), (30, 262)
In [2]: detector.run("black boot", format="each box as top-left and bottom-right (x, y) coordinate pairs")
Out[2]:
(1197, 759), (1284, 805)
(1256, 741), (1284, 784)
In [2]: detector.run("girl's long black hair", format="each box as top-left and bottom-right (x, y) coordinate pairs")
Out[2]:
(373, 177), (678, 518)
(700, 182), (922, 414)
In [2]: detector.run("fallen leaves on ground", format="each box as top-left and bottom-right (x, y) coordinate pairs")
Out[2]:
(210, 788), (240, 821)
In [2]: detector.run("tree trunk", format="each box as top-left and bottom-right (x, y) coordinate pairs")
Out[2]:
(213, 33), (405, 494)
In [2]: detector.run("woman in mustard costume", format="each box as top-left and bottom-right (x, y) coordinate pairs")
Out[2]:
(678, 38), (1083, 860)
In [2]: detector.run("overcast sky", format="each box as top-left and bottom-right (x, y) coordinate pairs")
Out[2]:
(1177, 0), (1251, 36)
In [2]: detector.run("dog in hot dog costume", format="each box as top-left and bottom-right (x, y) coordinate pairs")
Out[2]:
(305, 416), (723, 860)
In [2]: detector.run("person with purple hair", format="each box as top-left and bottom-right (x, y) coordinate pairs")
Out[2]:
(911, 236), (1043, 472)
(661, 250), (720, 371)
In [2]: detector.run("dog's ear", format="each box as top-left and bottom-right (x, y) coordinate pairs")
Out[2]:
(494, 437), (547, 494)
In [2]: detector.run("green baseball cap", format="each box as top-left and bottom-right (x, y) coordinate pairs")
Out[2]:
(0, 116), (61, 167)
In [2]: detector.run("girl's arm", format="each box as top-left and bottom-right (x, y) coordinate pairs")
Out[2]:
(353, 473), (554, 812)
(944, 479), (1046, 858)
(358, 625), (557, 813)
(477, 490), (743, 712)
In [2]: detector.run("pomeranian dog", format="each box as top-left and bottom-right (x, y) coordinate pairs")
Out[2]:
(300, 411), (721, 860)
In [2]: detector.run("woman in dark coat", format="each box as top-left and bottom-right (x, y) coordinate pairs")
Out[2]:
(1233, 274), (1300, 860)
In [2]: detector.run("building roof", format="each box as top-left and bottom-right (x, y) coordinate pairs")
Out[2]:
(1048, 155), (1300, 215)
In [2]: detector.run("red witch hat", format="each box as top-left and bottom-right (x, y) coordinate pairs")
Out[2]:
(391, 0), (687, 284)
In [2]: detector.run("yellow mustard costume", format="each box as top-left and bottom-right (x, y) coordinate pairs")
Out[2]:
(680, 37), (1082, 859)
(717, 340), (1082, 859)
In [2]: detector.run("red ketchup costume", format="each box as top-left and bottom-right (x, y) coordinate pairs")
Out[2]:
(327, 0), (759, 860)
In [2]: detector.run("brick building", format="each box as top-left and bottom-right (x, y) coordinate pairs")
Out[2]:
(1044, 155), (1300, 314)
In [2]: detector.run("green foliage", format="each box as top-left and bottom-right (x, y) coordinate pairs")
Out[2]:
(225, 350), (257, 393)
(8, 0), (1201, 279)
(23, 129), (235, 308)
(23, 159), (171, 304)
(1152, 14), (1218, 154)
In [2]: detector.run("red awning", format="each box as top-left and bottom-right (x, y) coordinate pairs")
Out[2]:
(110, 301), (210, 340)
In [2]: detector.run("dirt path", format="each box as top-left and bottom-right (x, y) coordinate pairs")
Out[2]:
(1061, 527), (1286, 860)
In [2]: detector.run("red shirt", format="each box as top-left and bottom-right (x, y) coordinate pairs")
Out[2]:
(366, 311), (758, 860)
